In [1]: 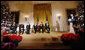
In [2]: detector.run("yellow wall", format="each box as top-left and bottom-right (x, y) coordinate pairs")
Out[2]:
(8, 1), (78, 31)
(34, 4), (52, 31)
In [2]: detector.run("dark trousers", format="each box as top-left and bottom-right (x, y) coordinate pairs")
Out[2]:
(45, 27), (50, 33)
(47, 28), (50, 33)
(74, 28), (78, 34)
(27, 29), (30, 34)
(19, 29), (24, 34)
(34, 29), (37, 33)
(19, 30), (21, 34)
(12, 28), (17, 34)
(39, 28), (44, 33)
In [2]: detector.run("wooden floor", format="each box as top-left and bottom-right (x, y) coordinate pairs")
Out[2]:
(16, 32), (72, 49)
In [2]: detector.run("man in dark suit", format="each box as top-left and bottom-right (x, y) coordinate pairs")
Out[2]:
(33, 24), (37, 33)
(10, 22), (17, 34)
(19, 24), (21, 34)
(69, 14), (76, 25)
(39, 22), (44, 33)
(73, 14), (79, 33)
(45, 21), (50, 33)
(26, 24), (30, 34)
(19, 24), (24, 34)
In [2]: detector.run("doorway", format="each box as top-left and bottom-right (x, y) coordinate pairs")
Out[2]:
(11, 11), (20, 25)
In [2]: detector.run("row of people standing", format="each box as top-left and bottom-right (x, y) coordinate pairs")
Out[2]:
(26, 22), (50, 34)
(33, 22), (50, 33)
(10, 21), (50, 34)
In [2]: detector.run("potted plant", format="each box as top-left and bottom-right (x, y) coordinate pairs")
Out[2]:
(3, 34), (22, 47)
(9, 34), (22, 46)
(3, 35), (11, 42)
(61, 33), (80, 45)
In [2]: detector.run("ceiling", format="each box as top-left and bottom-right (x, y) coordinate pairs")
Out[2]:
(8, 1), (78, 5)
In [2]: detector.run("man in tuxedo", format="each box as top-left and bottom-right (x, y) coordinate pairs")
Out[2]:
(19, 24), (24, 34)
(72, 14), (79, 34)
(26, 24), (30, 34)
(33, 24), (37, 33)
(45, 21), (50, 33)
(10, 22), (17, 34)
(39, 22), (44, 33)
(19, 24), (21, 34)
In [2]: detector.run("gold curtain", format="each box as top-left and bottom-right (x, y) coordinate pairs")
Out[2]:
(33, 4), (52, 31)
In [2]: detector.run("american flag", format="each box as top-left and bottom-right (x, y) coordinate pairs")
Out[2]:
(46, 15), (48, 21)
(45, 10), (48, 22)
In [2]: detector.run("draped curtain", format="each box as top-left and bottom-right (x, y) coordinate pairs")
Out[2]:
(33, 4), (52, 31)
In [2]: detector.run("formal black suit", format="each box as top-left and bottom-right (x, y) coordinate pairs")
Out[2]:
(39, 24), (44, 33)
(33, 25), (37, 33)
(45, 23), (50, 33)
(26, 24), (30, 34)
(73, 15), (78, 25)
(19, 24), (24, 34)
(69, 16), (76, 25)
(10, 24), (17, 34)
(73, 15), (79, 34)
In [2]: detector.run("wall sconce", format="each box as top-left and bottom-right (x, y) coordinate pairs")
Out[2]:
(25, 15), (29, 21)
(56, 13), (61, 20)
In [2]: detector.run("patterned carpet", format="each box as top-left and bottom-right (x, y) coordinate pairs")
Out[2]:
(16, 32), (72, 49)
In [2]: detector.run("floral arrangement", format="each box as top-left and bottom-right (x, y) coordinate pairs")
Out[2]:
(9, 35), (22, 42)
(3, 34), (22, 43)
(2, 34), (22, 49)
(60, 33), (80, 45)
(61, 33), (80, 41)
(3, 32), (8, 35)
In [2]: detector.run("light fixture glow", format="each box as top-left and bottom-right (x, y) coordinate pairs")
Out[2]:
(56, 13), (61, 16)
